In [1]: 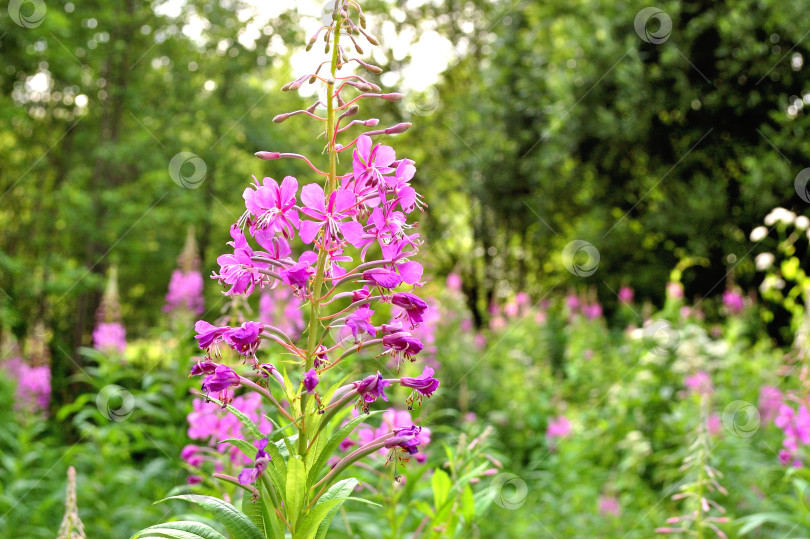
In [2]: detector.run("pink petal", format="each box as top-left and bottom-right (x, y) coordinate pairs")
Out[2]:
(397, 261), (423, 285)
(301, 183), (326, 213)
(299, 221), (324, 244)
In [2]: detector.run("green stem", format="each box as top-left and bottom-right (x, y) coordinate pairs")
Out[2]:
(298, 14), (342, 458)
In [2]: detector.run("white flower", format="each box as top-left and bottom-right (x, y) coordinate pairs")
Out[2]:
(760, 275), (786, 293)
(797, 215), (810, 230)
(764, 207), (796, 226)
(755, 252), (775, 271)
(750, 226), (768, 242)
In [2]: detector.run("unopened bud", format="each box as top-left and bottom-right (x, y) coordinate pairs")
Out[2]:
(385, 123), (412, 135)
(289, 80), (302, 91)
(272, 113), (288, 124)
(368, 83), (381, 92)
(281, 82), (292, 91)
(365, 63), (383, 74)
(381, 93), (404, 102)
(356, 82), (372, 92)
(255, 151), (281, 160)
(360, 14), (367, 28)
(341, 105), (359, 118)
(325, 76), (335, 85)
(364, 33), (379, 46)
(325, 43), (330, 53)
(354, 43), (364, 54)
(365, 119), (379, 126)
(309, 75), (317, 84)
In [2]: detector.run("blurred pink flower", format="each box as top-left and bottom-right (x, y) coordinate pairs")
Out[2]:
(722, 289), (745, 315)
(92, 322), (127, 354)
(446, 273), (462, 292)
(618, 286), (634, 304)
(759, 386), (783, 424)
(546, 415), (571, 439)
(598, 495), (621, 517)
(666, 281), (684, 300)
(685, 371), (713, 396)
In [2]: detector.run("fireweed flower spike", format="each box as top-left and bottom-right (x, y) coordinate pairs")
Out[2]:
(141, 3), (442, 537)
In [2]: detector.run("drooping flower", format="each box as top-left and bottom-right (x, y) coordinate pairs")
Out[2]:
(384, 425), (422, 455)
(303, 368), (319, 393)
(201, 365), (241, 394)
(238, 438), (271, 485)
(353, 372), (390, 403)
(399, 367), (440, 399)
(190, 361), (218, 376)
(391, 292), (428, 327)
(194, 320), (230, 353)
(223, 321), (263, 357)
(363, 268), (402, 289)
(382, 332), (423, 364)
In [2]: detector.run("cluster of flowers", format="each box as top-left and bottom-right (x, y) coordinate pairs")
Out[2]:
(564, 293), (603, 321)
(2, 355), (51, 414)
(165, 270), (205, 315)
(185, 0), (440, 492)
(773, 396), (810, 467)
(92, 266), (127, 354)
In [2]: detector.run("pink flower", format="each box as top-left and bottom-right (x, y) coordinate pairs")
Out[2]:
(299, 184), (364, 248)
(722, 289), (745, 314)
(546, 415), (571, 439)
(666, 281), (684, 300)
(618, 286), (634, 304)
(446, 273), (462, 292)
(242, 175), (300, 239)
(685, 371), (713, 396)
(707, 413), (722, 436)
(598, 495), (620, 517)
(164, 270), (204, 315)
(759, 386), (783, 424)
(92, 322), (127, 353)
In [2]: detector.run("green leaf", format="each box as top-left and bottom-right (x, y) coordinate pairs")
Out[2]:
(299, 499), (342, 539)
(285, 456), (307, 529)
(157, 495), (264, 539)
(461, 485), (475, 522)
(222, 438), (258, 461)
(432, 468), (452, 509)
(307, 410), (382, 488)
(309, 479), (363, 539)
(242, 494), (266, 536)
(131, 521), (227, 539)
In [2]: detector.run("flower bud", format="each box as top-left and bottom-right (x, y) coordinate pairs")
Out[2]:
(273, 113), (289, 124)
(381, 93), (404, 102)
(255, 151), (281, 160)
(385, 123), (412, 135)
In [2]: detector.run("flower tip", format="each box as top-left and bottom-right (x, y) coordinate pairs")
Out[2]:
(382, 93), (404, 102)
(273, 114), (289, 124)
(255, 151), (281, 160)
